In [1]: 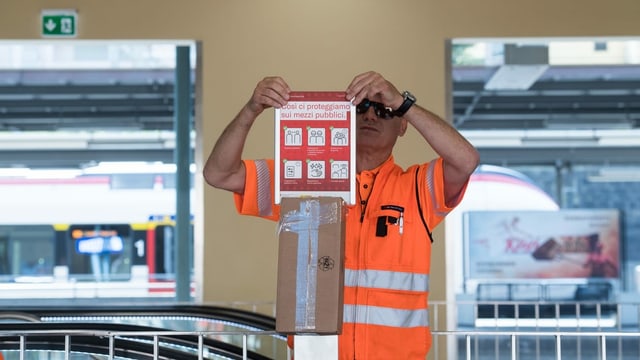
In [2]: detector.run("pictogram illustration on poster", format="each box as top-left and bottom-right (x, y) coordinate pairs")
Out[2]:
(275, 91), (356, 204)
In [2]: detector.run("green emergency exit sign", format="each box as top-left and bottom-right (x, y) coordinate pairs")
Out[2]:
(41, 10), (77, 37)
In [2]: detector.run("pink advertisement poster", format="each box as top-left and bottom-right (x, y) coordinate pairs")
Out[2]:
(464, 210), (620, 280)
(275, 91), (356, 204)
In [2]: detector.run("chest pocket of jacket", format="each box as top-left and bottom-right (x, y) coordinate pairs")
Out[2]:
(365, 205), (424, 269)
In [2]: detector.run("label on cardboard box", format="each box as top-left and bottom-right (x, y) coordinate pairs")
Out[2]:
(274, 91), (356, 205)
(276, 197), (346, 334)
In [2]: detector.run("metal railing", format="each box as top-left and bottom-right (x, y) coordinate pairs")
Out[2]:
(432, 330), (640, 360)
(0, 328), (284, 360)
(1, 300), (640, 360)
(429, 299), (640, 360)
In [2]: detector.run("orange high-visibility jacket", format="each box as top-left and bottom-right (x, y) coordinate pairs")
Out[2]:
(234, 156), (467, 359)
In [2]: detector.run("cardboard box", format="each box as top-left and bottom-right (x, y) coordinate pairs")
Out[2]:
(276, 196), (345, 334)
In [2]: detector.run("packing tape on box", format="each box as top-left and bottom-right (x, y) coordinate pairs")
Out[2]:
(278, 199), (339, 330)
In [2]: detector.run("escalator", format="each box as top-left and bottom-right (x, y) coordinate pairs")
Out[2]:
(0, 304), (288, 359)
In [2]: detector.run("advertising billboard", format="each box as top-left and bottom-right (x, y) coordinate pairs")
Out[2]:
(464, 209), (620, 280)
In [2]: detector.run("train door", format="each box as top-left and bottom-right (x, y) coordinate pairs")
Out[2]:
(68, 224), (132, 281)
(154, 224), (175, 280)
(0, 235), (7, 278)
(147, 218), (193, 282)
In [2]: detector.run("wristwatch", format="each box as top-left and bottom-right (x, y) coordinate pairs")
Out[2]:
(393, 91), (416, 117)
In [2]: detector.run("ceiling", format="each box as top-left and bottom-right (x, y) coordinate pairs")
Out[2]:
(453, 63), (640, 166)
(453, 64), (640, 131)
(0, 63), (639, 170)
(0, 69), (184, 169)
(0, 69), (178, 132)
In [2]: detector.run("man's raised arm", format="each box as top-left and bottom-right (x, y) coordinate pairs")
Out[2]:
(203, 76), (291, 194)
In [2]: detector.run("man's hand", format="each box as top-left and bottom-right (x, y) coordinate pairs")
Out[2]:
(345, 71), (403, 110)
(246, 76), (291, 115)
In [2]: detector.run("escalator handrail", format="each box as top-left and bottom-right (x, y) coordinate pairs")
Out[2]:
(10, 304), (277, 331)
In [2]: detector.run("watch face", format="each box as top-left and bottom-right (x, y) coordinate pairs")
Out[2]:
(404, 91), (416, 102)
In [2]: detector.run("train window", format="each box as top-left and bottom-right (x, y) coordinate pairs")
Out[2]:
(110, 174), (156, 189)
(160, 174), (194, 189)
(0, 225), (55, 281)
(68, 224), (132, 281)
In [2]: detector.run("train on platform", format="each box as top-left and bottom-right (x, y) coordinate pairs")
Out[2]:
(0, 166), (194, 299)
(0, 163), (559, 301)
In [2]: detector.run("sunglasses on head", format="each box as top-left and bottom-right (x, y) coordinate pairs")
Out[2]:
(356, 99), (396, 119)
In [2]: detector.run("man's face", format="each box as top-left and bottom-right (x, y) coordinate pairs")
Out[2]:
(355, 99), (407, 151)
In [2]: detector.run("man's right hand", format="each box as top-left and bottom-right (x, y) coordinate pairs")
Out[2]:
(246, 76), (291, 116)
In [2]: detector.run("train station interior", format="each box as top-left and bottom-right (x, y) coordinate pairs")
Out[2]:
(1, 1), (640, 359)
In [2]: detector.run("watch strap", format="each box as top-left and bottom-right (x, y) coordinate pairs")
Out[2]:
(393, 91), (416, 117)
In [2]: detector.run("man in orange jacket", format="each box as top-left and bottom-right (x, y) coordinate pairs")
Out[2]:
(204, 71), (479, 359)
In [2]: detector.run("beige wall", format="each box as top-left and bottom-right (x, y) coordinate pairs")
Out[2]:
(2, 1), (639, 310)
